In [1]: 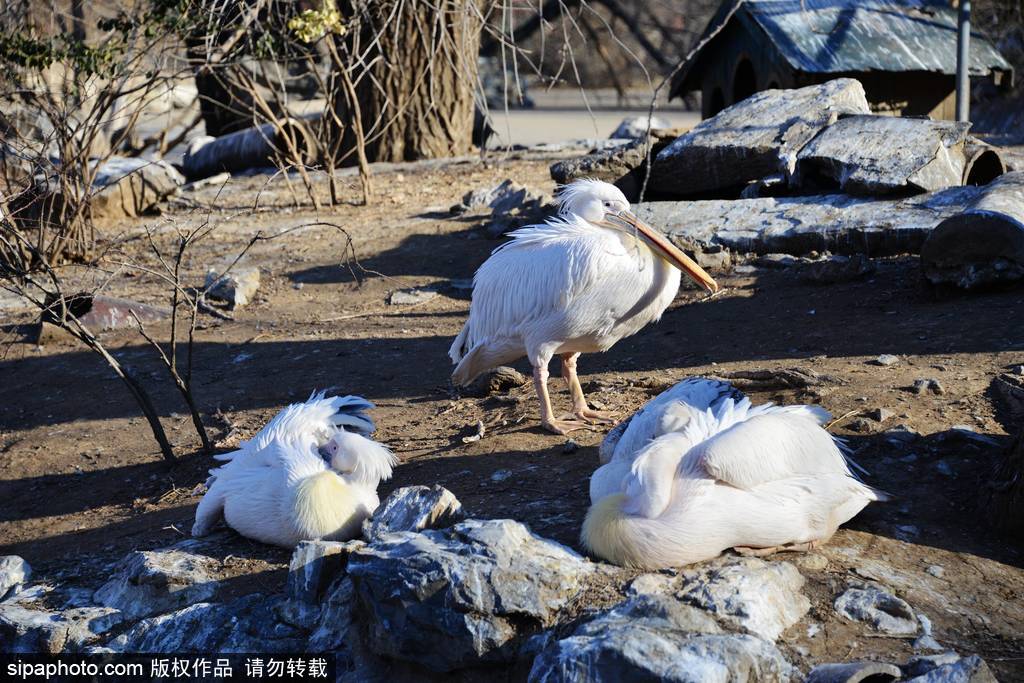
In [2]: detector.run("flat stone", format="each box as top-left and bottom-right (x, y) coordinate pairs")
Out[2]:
(634, 184), (985, 259)
(874, 354), (900, 366)
(93, 545), (222, 620)
(348, 518), (592, 671)
(834, 586), (919, 635)
(609, 116), (672, 139)
(205, 266), (260, 308)
(528, 594), (794, 682)
(0, 556), (30, 601)
(362, 486), (465, 543)
(799, 254), (876, 284)
(388, 288), (438, 306)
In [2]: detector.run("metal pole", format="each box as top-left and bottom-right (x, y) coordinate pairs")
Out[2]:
(955, 0), (972, 122)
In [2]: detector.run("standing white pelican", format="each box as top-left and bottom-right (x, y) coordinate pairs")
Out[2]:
(192, 392), (397, 548)
(582, 378), (884, 569)
(449, 179), (719, 434)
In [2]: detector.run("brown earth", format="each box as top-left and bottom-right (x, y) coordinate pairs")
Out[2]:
(1, 156), (1022, 677)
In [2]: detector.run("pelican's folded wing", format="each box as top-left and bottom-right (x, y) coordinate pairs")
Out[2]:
(698, 412), (850, 491)
(605, 378), (742, 464)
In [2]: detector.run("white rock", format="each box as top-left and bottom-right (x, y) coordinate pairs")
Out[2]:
(0, 600), (122, 653)
(528, 594), (794, 682)
(676, 557), (810, 641)
(834, 586), (918, 635)
(388, 288), (438, 306)
(905, 654), (997, 682)
(609, 115), (672, 140)
(93, 546), (222, 620)
(205, 266), (260, 308)
(0, 556), (31, 600)
(362, 485), (465, 542)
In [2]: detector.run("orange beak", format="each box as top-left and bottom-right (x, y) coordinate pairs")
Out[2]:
(608, 210), (719, 294)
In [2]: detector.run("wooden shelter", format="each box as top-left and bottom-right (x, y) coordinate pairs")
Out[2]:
(670, 0), (1014, 120)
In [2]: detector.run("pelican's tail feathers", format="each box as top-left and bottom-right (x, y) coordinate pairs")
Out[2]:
(449, 324), (470, 365)
(451, 337), (520, 387)
(581, 494), (702, 569)
(581, 494), (654, 569)
(326, 395), (376, 436)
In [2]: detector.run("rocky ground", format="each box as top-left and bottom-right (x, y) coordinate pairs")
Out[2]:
(0, 153), (1022, 679)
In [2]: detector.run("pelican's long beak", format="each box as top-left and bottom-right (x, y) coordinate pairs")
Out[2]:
(607, 210), (719, 293)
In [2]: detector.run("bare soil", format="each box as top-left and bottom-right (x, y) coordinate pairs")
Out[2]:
(1, 156), (1022, 677)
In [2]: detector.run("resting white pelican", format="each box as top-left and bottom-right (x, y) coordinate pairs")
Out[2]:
(449, 179), (719, 434)
(582, 378), (883, 568)
(192, 392), (397, 547)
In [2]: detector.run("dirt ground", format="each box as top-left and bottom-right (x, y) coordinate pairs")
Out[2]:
(1, 155), (1022, 677)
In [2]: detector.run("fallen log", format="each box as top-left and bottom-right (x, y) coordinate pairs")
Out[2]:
(182, 117), (318, 181)
(963, 137), (1007, 186)
(634, 184), (987, 257)
(920, 172), (1024, 288)
(794, 115), (972, 195)
(649, 79), (870, 198)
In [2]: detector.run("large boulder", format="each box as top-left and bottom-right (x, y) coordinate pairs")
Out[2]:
(0, 599), (122, 653)
(650, 79), (870, 197)
(90, 156), (185, 219)
(794, 116), (972, 195)
(347, 518), (593, 671)
(93, 544), (223, 620)
(105, 595), (305, 653)
(528, 594), (794, 682)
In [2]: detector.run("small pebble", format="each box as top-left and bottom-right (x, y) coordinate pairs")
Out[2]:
(490, 469), (512, 482)
(911, 378), (945, 396)
(925, 565), (945, 578)
(869, 407), (894, 422)
(874, 354), (899, 366)
(563, 439), (580, 454)
(935, 460), (955, 476)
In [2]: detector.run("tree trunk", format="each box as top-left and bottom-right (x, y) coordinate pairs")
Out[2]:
(334, 0), (482, 164)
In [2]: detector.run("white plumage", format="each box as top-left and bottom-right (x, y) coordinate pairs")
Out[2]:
(449, 179), (718, 434)
(582, 378), (882, 568)
(192, 393), (397, 548)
